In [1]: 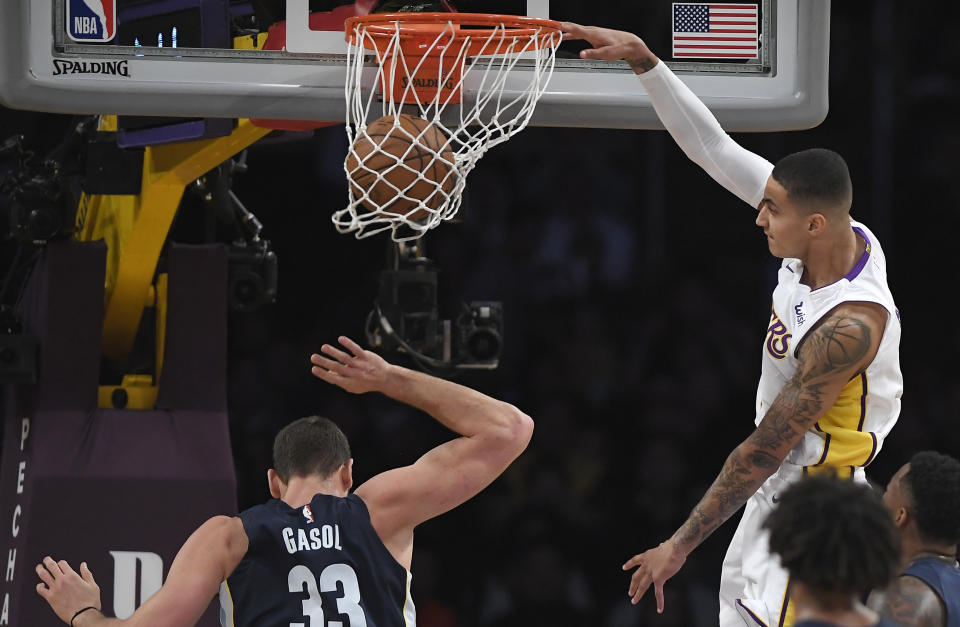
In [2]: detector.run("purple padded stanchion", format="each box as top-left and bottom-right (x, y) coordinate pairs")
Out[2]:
(0, 241), (236, 626)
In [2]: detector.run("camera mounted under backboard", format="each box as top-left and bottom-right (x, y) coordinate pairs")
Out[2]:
(366, 240), (503, 374)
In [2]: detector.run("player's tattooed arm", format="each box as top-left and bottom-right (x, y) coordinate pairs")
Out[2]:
(621, 303), (886, 610)
(626, 56), (657, 73)
(873, 575), (945, 627)
(672, 303), (883, 552)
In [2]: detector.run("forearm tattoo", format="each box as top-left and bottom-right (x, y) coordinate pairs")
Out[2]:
(879, 576), (945, 627)
(627, 57), (657, 72)
(675, 313), (872, 550)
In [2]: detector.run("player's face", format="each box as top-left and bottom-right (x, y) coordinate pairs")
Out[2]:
(755, 177), (810, 259)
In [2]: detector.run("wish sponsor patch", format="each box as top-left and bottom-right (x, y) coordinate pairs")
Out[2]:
(67, 0), (116, 42)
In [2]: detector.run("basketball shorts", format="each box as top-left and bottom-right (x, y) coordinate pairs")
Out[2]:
(717, 462), (866, 627)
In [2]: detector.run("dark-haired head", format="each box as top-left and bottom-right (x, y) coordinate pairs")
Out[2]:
(272, 416), (351, 482)
(771, 148), (853, 216)
(763, 474), (900, 596)
(886, 450), (960, 546)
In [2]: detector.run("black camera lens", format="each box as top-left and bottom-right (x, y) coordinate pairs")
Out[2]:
(229, 272), (264, 311)
(467, 328), (501, 361)
(228, 245), (278, 312)
(27, 207), (60, 240)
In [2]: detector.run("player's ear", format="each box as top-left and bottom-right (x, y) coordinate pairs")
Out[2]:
(341, 459), (354, 492)
(892, 505), (908, 528)
(808, 212), (826, 233)
(267, 468), (283, 499)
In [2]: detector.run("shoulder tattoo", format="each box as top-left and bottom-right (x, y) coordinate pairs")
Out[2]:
(878, 575), (945, 627)
(749, 312), (873, 454)
(798, 313), (873, 381)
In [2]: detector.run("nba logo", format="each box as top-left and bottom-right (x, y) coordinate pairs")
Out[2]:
(67, 0), (116, 42)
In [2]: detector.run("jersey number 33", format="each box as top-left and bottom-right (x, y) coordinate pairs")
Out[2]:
(288, 563), (368, 627)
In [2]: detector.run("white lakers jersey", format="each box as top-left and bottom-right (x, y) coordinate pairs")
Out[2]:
(755, 220), (903, 471)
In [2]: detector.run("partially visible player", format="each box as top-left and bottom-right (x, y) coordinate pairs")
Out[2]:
(764, 474), (901, 627)
(868, 451), (960, 627)
(35, 335), (534, 626)
(562, 22), (903, 627)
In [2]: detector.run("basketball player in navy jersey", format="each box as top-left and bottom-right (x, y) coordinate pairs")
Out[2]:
(35, 335), (534, 626)
(868, 451), (960, 627)
(764, 474), (901, 627)
(562, 23), (903, 627)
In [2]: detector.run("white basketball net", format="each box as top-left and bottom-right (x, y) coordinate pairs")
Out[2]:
(333, 15), (561, 241)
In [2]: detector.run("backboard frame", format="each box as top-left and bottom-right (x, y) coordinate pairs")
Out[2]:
(0, 0), (829, 131)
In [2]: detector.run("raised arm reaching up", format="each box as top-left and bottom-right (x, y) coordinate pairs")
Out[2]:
(563, 22), (773, 208)
(310, 336), (533, 570)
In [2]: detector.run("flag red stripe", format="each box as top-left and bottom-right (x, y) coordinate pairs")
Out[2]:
(707, 20), (756, 25)
(706, 4), (759, 7)
(674, 44), (757, 49)
(676, 29), (757, 34)
(674, 52), (758, 57)
(674, 37), (756, 41)
(710, 12), (758, 17)
(673, 52), (757, 59)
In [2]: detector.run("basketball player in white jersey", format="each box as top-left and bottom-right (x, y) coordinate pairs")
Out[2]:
(562, 23), (903, 627)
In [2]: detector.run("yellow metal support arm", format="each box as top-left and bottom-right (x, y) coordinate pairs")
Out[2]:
(96, 119), (271, 362)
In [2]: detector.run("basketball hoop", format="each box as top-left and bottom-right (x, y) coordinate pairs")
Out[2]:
(334, 12), (562, 241)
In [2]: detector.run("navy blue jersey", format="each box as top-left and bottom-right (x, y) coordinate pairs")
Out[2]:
(904, 557), (960, 627)
(220, 493), (415, 627)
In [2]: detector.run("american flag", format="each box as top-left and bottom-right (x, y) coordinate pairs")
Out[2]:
(672, 3), (759, 59)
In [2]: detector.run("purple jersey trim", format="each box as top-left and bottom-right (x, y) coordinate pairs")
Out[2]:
(736, 599), (770, 627)
(845, 227), (872, 281)
(865, 432), (879, 466)
(815, 433), (831, 465)
(777, 579), (793, 627)
(856, 372), (869, 430)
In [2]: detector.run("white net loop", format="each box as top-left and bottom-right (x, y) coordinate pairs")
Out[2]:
(334, 14), (562, 241)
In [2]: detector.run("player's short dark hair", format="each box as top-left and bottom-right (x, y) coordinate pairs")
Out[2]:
(903, 450), (960, 545)
(763, 474), (900, 596)
(272, 416), (351, 482)
(771, 148), (853, 213)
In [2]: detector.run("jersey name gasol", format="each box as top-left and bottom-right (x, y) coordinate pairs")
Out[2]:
(281, 524), (343, 553)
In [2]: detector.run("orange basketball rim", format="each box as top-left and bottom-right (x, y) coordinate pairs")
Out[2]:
(345, 13), (562, 106)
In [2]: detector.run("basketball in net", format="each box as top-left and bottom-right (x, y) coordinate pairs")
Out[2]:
(345, 113), (456, 222)
(333, 13), (562, 241)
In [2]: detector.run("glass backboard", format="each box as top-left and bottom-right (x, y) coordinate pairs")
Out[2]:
(0, 1), (830, 130)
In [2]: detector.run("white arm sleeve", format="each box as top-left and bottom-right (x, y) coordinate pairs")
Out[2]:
(637, 61), (774, 209)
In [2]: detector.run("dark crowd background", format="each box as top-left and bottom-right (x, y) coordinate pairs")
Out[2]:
(2, 2), (959, 625)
